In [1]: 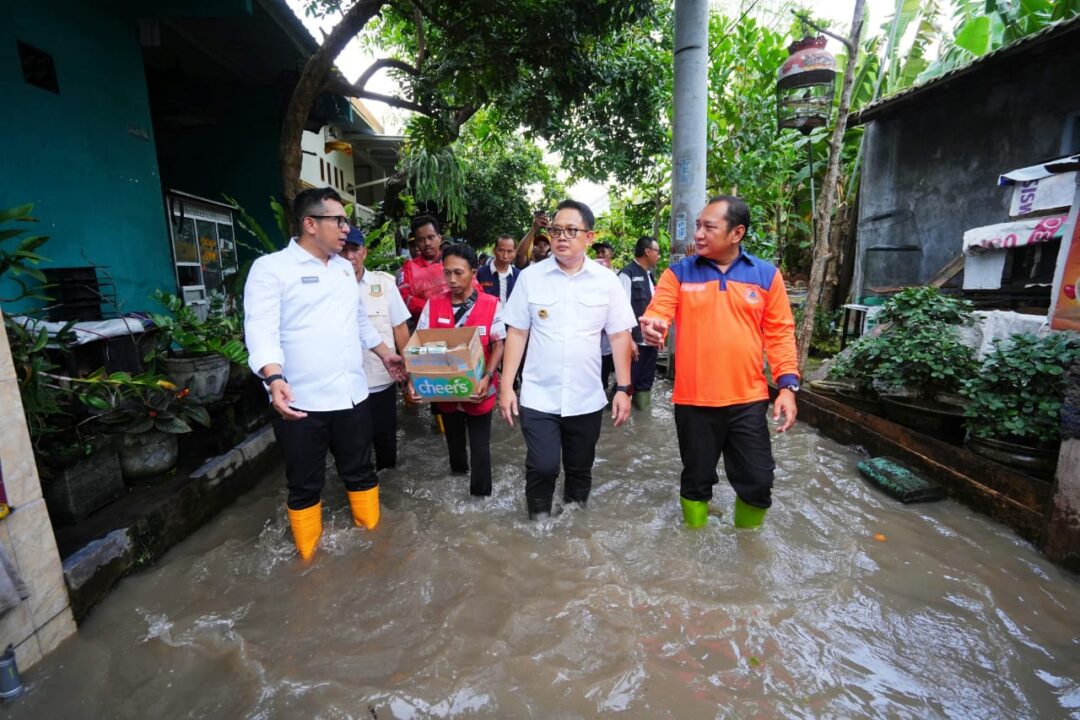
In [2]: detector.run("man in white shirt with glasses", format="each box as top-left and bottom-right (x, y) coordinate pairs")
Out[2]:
(244, 187), (406, 561)
(499, 200), (636, 520)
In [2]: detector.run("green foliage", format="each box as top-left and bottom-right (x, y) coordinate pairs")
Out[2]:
(362, 220), (406, 273)
(917, 0), (1079, 83)
(877, 286), (976, 327)
(3, 316), (77, 447)
(0, 203), (51, 303)
(455, 112), (565, 246)
(706, 14), (799, 263)
(345, 0), (666, 182)
(961, 332), (1080, 443)
(86, 372), (211, 435)
(829, 288), (979, 397)
(147, 291), (248, 365)
(400, 135), (468, 230)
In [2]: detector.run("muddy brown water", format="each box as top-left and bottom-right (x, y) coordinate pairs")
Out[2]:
(10, 380), (1080, 719)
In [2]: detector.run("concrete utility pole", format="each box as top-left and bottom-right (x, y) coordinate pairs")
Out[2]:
(670, 0), (709, 260)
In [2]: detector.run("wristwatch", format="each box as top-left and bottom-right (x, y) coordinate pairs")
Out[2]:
(262, 373), (287, 387)
(614, 384), (633, 396)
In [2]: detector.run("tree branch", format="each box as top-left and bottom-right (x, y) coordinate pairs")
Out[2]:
(413, 5), (426, 70)
(356, 58), (419, 89)
(323, 74), (428, 115)
(793, 11), (856, 51)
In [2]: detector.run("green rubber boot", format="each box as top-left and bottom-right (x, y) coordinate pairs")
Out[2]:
(733, 497), (767, 529)
(631, 390), (651, 411)
(680, 497), (709, 528)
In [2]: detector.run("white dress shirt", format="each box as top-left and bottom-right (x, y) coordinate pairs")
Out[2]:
(244, 239), (384, 411)
(502, 256), (636, 416)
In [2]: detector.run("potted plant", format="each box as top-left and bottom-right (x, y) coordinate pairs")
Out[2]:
(86, 372), (211, 481)
(825, 288), (979, 440)
(147, 290), (248, 402)
(960, 332), (1080, 478)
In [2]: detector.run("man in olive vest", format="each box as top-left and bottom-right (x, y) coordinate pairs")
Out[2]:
(618, 236), (661, 410)
(341, 227), (410, 469)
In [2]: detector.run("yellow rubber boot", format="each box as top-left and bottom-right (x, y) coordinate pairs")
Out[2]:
(347, 486), (380, 530)
(286, 502), (322, 561)
(733, 497), (767, 529)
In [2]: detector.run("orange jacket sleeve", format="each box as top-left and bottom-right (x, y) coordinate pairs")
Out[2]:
(762, 271), (799, 382)
(642, 267), (680, 324)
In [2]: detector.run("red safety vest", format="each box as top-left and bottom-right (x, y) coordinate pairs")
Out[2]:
(429, 292), (499, 415)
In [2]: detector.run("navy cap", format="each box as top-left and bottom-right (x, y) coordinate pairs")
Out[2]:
(345, 225), (365, 246)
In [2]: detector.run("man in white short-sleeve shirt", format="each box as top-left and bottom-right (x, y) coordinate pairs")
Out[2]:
(244, 188), (406, 561)
(340, 226), (411, 470)
(499, 199), (636, 520)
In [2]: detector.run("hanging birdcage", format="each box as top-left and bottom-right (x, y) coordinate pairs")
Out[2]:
(776, 35), (836, 135)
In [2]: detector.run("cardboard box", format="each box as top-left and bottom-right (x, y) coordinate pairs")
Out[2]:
(404, 327), (485, 402)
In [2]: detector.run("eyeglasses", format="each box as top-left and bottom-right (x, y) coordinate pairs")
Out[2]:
(548, 225), (587, 239)
(308, 215), (349, 228)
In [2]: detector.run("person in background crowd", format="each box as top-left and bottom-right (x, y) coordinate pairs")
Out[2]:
(477, 233), (521, 305)
(340, 226), (411, 469)
(243, 187), (406, 561)
(591, 241), (614, 269)
(399, 214), (446, 321)
(415, 244), (505, 497)
(499, 200), (636, 520)
(591, 241), (617, 392)
(639, 195), (799, 531)
(515, 211), (552, 269)
(618, 235), (661, 410)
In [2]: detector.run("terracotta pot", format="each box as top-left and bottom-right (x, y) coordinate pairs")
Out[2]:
(967, 436), (1059, 480)
(880, 395), (967, 445)
(119, 430), (179, 481)
(162, 354), (230, 403)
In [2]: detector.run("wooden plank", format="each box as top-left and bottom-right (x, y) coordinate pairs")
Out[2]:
(799, 390), (1050, 544)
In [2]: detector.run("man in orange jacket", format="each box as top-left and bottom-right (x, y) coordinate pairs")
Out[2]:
(640, 195), (799, 529)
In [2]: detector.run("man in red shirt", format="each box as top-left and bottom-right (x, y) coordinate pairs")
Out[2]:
(399, 214), (446, 321)
(640, 195), (799, 530)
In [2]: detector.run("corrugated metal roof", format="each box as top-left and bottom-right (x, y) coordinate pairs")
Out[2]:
(850, 14), (1080, 126)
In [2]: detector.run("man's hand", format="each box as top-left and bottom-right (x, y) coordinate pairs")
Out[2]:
(639, 317), (668, 348)
(531, 211), (549, 232)
(499, 387), (519, 426)
(269, 379), (307, 421)
(374, 343), (408, 383)
(611, 391), (631, 427)
(630, 343), (640, 362)
(773, 388), (798, 432)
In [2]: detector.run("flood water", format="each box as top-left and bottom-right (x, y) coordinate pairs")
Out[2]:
(10, 379), (1080, 719)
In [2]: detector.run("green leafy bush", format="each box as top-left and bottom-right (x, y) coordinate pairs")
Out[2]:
(147, 291), (248, 365)
(961, 332), (1080, 443)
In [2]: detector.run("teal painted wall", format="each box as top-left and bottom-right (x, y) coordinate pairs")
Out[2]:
(0, 0), (175, 314)
(154, 83), (289, 263)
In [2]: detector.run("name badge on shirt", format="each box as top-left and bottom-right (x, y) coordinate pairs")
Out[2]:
(370, 283), (383, 297)
(478, 326), (487, 336)
(633, 277), (645, 282)
(301, 276), (319, 284)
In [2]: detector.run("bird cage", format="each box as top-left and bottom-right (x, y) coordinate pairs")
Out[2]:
(776, 35), (836, 135)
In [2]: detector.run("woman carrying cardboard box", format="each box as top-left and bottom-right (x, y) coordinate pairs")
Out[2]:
(414, 243), (505, 496)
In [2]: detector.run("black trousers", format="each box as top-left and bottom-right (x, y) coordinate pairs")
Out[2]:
(368, 384), (398, 470)
(674, 401), (774, 508)
(520, 407), (603, 512)
(630, 345), (659, 392)
(271, 401), (377, 510)
(442, 409), (493, 496)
